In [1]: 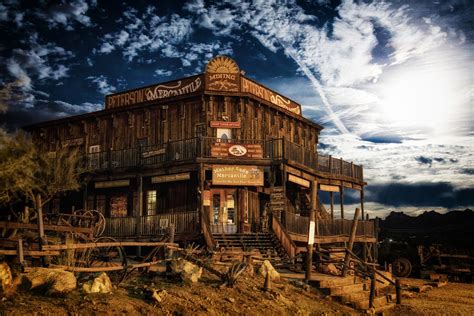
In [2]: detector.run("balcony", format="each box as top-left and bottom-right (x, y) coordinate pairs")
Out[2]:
(85, 137), (363, 183)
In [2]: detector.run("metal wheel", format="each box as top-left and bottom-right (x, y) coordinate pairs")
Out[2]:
(86, 236), (128, 283)
(392, 257), (412, 277)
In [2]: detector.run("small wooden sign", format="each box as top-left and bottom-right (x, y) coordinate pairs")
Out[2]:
(308, 221), (315, 245)
(211, 142), (263, 158)
(205, 56), (241, 92)
(141, 148), (166, 158)
(319, 184), (340, 192)
(210, 121), (241, 128)
(202, 190), (211, 206)
(62, 137), (84, 147)
(212, 165), (264, 186)
(288, 174), (310, 188)
(95, 179), (130, 189)
(151, 173), (190, 184)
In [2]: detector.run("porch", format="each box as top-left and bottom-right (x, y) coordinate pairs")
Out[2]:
(84, 137), (364, 184)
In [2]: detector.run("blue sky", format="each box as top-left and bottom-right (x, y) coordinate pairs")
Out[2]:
(0, 0), (472, 217)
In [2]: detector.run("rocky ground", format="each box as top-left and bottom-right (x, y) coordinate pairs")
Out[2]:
(1, 267), (473, 315)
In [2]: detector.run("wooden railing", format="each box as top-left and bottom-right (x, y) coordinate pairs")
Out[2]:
(282, 211), (375, 238)
(210, 223), (238, 234)
(104, 211), (200, 238)
(272, 215), (299, 258)
(84, 137), (363, 182)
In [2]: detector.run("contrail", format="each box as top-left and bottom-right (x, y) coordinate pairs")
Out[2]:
(281, 45), (350, 135)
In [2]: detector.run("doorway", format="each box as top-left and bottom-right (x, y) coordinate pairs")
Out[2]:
(210, 188), (237, 234)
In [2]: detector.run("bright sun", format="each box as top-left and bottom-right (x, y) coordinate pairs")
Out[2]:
(378, 65), (460, 135)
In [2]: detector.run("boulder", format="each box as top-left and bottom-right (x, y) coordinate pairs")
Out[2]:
(23, 268), (76, 295)
(0, 262), (13, 291)
(171, 258), (202, 284)
(152, 289), (168, 303)
(257, 260), (280, 281)
(82, 273), (113, 294)
(319, 263), (339, 275)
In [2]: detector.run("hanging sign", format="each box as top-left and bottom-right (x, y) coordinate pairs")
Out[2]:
(211, 143), (263, 158)
(95, 179), (130, 189)
(210, 121), (241, 128)
(151, 173), (190, 183)
(308, 221), (315, 245)
(212, 165), (264, 186)
(205, 56), (241, 92)
(202, 190), (211, 206)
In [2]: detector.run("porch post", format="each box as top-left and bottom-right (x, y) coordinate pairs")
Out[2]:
(137, 173), (143, 238)
(330, 191), (334, 220)
(360, 187), (365, 220)
(340, 186), (344, 219)
(305, 180), (318, 283)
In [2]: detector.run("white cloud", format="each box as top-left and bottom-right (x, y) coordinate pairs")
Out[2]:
(87, 75), (116, 95)
(155, 69), (172, 76)
(37, 0), (96, 30)
(54, 100), (102, 113)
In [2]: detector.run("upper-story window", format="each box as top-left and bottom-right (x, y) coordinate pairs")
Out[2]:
(146, 190), (157, 215)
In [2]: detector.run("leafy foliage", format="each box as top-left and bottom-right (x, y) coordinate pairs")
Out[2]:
(0, 130), (82, 209)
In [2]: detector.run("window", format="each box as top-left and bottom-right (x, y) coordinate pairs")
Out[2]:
(217, 128), (232, 141)
(146, 190), (157, 215)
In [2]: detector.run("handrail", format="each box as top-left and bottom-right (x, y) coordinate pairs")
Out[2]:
(272, 215), (299, 258)
(83, 137), (363, 182)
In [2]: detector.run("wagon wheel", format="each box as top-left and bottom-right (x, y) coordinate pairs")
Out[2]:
(86, 236), (128, 283)
(90, 210), (106, 237)
(392, 257), (412, 278)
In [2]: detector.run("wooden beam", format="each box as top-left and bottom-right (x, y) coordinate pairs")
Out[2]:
(340, 186), (344, 220)
(0, 221), (94, 234)
(330, 191), (334, 220)
(305, 180), (317, 282)
(42, 241), (179, 251)
(342, 208), (360, 276)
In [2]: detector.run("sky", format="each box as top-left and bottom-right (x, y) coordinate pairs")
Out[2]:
(0, 0), (472, 217)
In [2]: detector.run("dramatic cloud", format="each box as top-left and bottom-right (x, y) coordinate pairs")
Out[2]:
(87, 75), (116, 95)
(36, 0), (96, 30)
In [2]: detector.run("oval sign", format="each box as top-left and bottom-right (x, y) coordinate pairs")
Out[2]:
(228, 145), (247, 157)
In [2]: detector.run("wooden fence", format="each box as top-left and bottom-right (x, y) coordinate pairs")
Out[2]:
(104, 211), (200, 238)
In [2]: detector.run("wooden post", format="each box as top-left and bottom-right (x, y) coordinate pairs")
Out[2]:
(330, 191), (334, 220)
(17, 238), (25, 267)
(137, 173), (143, 238)
(342, 207), (360, 277)
(395, 279), (401, 304)
(369, 270), (376, 309)
(167, 223), (175, 258)
(360, 188), (365, 220)
(305, 180), (317, 283)
(36, 194), (45, 245)
(199, 163), (205, 233)
(339, 186), (344, 219)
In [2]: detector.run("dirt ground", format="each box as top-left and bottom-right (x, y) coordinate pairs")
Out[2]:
(1, 270), (473, 315)
(387, 278), (474, 316)
(1, 269), (352, 316)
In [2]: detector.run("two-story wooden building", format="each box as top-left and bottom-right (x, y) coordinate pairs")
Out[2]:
(25, 56), (375, 261)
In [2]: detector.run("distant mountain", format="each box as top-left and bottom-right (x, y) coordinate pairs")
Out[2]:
(379, 209), (474, 250)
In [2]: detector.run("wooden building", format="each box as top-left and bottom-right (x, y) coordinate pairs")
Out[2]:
(25, 56), (375, 261)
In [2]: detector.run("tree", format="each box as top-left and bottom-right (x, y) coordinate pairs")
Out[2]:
(0, 130), (82, 211)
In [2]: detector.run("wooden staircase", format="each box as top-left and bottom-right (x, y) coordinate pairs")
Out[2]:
(212, 232), (287, 262)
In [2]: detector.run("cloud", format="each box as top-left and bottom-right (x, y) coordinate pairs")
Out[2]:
(154, 69), (172, 77)
(37, 0), (96, 30)
(87, 75), (116, 95)
(52, 100), (102, 114)
(184, 0), (240, 36)
(365, 182), (474, 208)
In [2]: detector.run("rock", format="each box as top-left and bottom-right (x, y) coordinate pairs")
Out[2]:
(257, 260), (280, 281)
(226, 297), (235, 303)
(152, 289), (168, 303)
(0, 262), (14, 293)
(171, 258), (202, 284)
(23, 268), (76, 295)
(319, 263), (339, 275)
(82, 273), (113, 294)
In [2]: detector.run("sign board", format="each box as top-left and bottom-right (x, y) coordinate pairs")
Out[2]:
(205, 56), (240, 92)
(210, 121), (241, 128)
(212, 165), (264, 186)
(95, 179), (130, 189)
(106, 75), (203, 109)
(288, 174), (310, 188)
(110, 196), (128, 217)
(202, 190), (211, 206)
(308, 221), (315, 245)
(319, 184), (340, 192)
(141, 148), (166, 158)
(241, 76), (301, 115)
(151, 173), (190, 184)
(62, 137), (84, 147)
(211, 142), (263, 158)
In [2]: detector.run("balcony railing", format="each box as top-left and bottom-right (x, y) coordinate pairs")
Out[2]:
(84, 137), (363, 182)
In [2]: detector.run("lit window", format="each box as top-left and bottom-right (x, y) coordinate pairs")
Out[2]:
(146, 190), (157, 215)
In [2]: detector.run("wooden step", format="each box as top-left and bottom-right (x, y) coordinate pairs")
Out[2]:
(321, 283), (365, 296)
(355, 295), (392, 310)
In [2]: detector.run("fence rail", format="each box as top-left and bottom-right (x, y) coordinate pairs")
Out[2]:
(104, 211), (200, 238)
(282, 211), (375, 238)
(84, 137), (363, 182)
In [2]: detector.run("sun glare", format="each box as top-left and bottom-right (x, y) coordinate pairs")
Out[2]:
(378, 63), (461, 135)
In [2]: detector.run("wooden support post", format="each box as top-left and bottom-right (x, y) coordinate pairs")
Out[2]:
(199, 163), (205, 232)
(305, 180), (317, 283)
(330, 191), (334, 220)
(339, 186), (344, 219)
(36, 194), (45, 245)
(396, 279), (401, 305)
(342, 207), (360, 277)
(369, 270), (376, 309)
(136, 173), (143, 238)
(17, 238), (25, 267)
(360, 188), (365, 220)
(167, 223), (175, 258)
